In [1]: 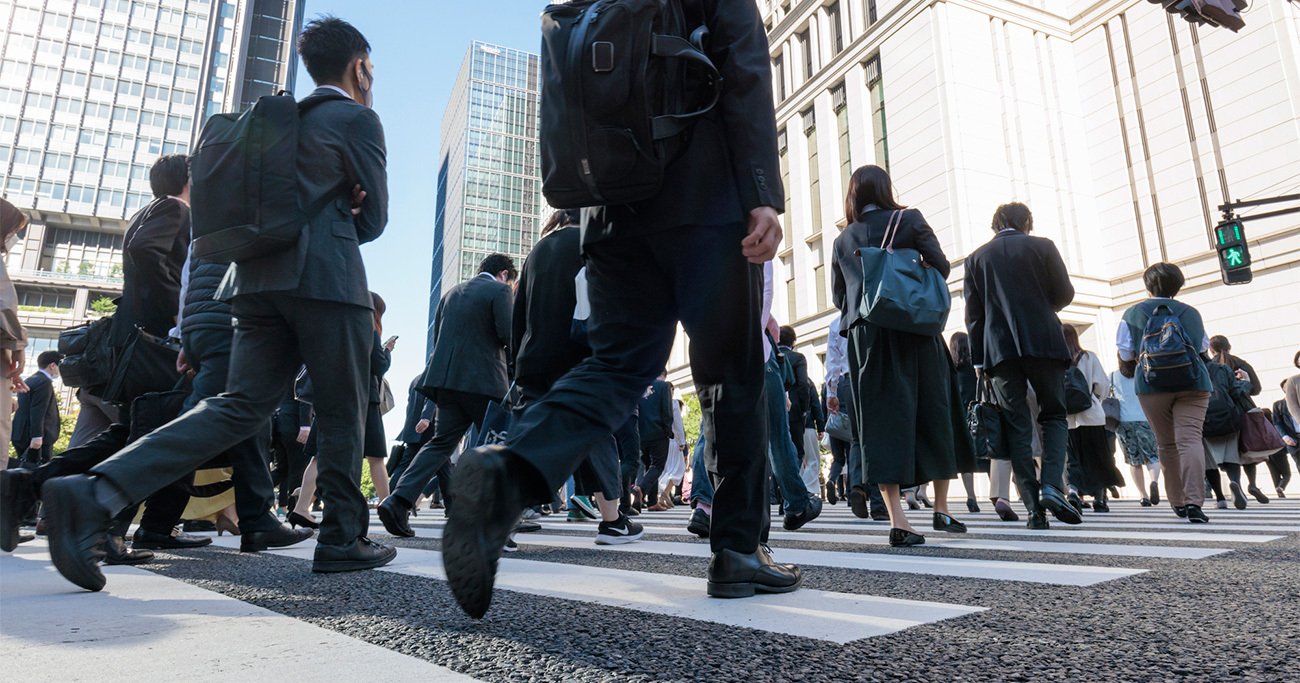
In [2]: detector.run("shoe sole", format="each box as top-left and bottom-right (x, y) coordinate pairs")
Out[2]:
(1249, 489), (1270, 504)
(131, 539), (214, 550)
(0, 471), (22, 553)
(311, 546), (397, 573)
(242, 531), (314, 553)
(41, 479), (107, 592)
(377, 505), (416, 538)
(1040, 494), (1083, 525)
(570, 498), (599, 520)
(104, 554), (154, 566)
(595, 531), (644, 545)
(687, 522), (710, 539)
(442, 453), (513, 619)
(707, 576), (803, 598)
(1230, 484), (1248, 510)
(848, 493), (869, 519)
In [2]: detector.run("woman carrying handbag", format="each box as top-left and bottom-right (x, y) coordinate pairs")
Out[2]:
(830, 165), (975, 547)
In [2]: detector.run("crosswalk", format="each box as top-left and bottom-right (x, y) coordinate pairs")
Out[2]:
(3, 496), (1296, 674)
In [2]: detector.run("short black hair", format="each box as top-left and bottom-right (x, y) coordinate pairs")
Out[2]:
(1143, 262), (1185, 298)
(298, 16), (370, 85)
(779, 325), (796, 348)
(992, 202), (1033, 233)
(37, 351), (63, 368)
(149, 154), (189, 198)
(479, 253), (517, 282)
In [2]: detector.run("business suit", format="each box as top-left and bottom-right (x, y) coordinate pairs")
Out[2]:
(92, 88), (388, 548)
(1270, 398), (1296, 491)
(385, 376), (437, 492)
(389, 274), (512, 507)
(964, 229), (1075, 514)
(12, 371), (59, 467)
(780, 346), (811, 461)
(271, 391), (312, 508)
(637, 379), (675, 506)
(503, 0), (782, 556)
(110, 196), (191, 348)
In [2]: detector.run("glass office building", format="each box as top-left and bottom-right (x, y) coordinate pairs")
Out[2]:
(0, 0), (303, 382)
(428, 41), (541, 352)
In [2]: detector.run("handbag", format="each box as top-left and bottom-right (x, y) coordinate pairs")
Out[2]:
(825, 411), (853, 443)
(378, 377), (396, 416)
(856, 210), (952, 336)
(967, 375), (1008, 461)
(103, 325), (182, 404)
(57, 315), (115, 389)
(1238, 408), (1285, 465)
(472, 384), (517, 449)
(1102, 377), (1122, 432)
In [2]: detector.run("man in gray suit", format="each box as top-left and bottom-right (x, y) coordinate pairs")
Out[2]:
(377, 254), (515, 537)
(40, 17), (393, 592)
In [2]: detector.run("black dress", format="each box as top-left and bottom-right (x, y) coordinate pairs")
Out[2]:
(831, 208), (975, 486)
(363, 330), (391, 459)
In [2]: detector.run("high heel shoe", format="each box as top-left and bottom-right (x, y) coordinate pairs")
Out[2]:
(932, 511), (967, 533)
(216, 515), (240, 536)
(916, 491), (933, 509)
(905, 491), (920, 510)
(287, 511), (320, 530)
(888, 528), (925, 547)
(966, 498), (980, 514)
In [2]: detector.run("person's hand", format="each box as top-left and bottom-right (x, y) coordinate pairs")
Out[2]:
(741, 206), (781, 264)
(29, 437), (43, 450)
(7, 349), (23, 379)
(10, 377), (27, 394)
(1234, 368), (1248, 381)
(350, 184), (367, 216)
(1285, 436), (1297, 447)
(415, 418), (430, 434)
(384, 337), (397, 352)
(827, 395), (840, 414)
(176, 348), (191, 374)
(296, 426), (311, 445)
(817, 432), (825, 442)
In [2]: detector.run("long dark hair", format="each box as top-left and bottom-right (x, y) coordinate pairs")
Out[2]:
(1209, 335), (1231, 365)
(948, 331), (972, 368)
(541, 209), (580, 237)
(371, 291), (386, 333)
(843, 165), (905, 224)
(1062, 324), (1083, 358)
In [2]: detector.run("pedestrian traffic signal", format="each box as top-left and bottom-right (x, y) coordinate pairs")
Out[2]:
(1147, 0), (1246, 32)
(1214, 220), (1252, 285)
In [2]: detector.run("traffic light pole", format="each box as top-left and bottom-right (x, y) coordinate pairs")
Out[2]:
(1212, 192), (1300, 286)
(1218, 192), (1300, 223)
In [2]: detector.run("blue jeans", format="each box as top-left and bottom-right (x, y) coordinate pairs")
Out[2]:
(766, 355), (809, 514)
(690, 436), (715, 505)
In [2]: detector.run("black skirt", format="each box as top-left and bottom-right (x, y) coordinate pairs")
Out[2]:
(848, 323), (976, 486)
(363, 403), (387, 459)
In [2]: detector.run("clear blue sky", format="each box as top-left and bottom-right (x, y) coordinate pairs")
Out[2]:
(292, 1), (544, 437)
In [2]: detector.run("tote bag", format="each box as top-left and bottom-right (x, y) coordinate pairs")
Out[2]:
(967, 376), (1009, 461)
(856, 210), (951, 336)
(1238, 408), (1285, 465)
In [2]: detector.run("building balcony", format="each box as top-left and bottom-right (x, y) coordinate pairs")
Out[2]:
(10, 268), (124, 290)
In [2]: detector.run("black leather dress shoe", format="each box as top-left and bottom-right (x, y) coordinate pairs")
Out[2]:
(1, 468), (38, 552)
(783, 497), (822, 531)
(932, 511), (967, 533)
(1039, 485), (1083, 525)
(687, 508), (710, 539)
(16, 532), (35, 545)
(41, 476), (111, 591)
(706, 546), (802, 598)
(241, 523), (314, 552)
(377, 496), (415, 537)
(105, 535), (154, 565)
(1092, 497), (1110, 513)
(182, 520), (216, 533)
(888, 528), (925, 547)
(1027, 511), (1050, 530)
(848, 488), (869, 519)
(312, 536), (396, 573)
(442, 445), (527, 619)
(132, 528), (214, 550)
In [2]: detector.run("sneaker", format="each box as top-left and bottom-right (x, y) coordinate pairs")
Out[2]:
(566, 508), (588, 522)
(515, 519), (542, 534)
(503, 538), (519, 553)
(1149, 482), (1161, 506)
(825, 484), (838, 506)
(1247, 485), (1270, 504)
(1229, 482), (1248, 510)
(521, 508), (541, 521)
(569, 495), (599, 520)
(595, 515), (643, 545)
(687, 508), (710, 538)
(1173, 505), (1187, 518)
(1185, 505), (1209, 523)
(1140, 497), (1152, 507)
(1216, 499), (1228, 510)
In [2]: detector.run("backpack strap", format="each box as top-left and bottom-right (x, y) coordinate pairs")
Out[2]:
(649, 34), (722, 140)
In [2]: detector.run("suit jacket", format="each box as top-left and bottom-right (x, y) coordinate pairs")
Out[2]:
(368, 330), (391, 404)
(832, 208), (950, 336)
(398, 375), (435, 444)
(1273, 399), (1299, 443)
(638, 379), (674, 443)
(511, 226), (588, 396)
(217, 89), (388, 309)
(963, 230), (1075, 369)
(111, 196), (190, 346)
(13, 371), (59, 447)
(419, 274), (512, 401)
(583, 0), (782, 242)
(780, 345), (811, 424)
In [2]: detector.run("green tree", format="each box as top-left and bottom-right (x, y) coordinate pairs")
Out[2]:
(90, 296), (117, 315)
(77, 261), (94, 276)
(681, 393), (701, 444)
(52, 413), (77, 456)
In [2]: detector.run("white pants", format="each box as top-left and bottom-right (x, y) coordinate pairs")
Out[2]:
(800, 428), (822, 498)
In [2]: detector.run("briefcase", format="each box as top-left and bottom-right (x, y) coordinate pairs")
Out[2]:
(104, 326), (182, 404)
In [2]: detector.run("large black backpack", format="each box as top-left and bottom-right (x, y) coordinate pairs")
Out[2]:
(189, 92), (339, 263)
(1064, 353), (1094, 414)
(1203, 363), (1243, 437)
(540, 0), (721, 208)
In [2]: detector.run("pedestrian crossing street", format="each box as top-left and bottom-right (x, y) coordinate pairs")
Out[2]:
(236, 497), (1296, 644)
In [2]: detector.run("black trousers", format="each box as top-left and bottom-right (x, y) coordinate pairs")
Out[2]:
(506, 222), (767, 555)
(271, 413), (309, 508)
(93, 292), (373, 547)
(391, 389), (493, 506)
(615, 414), (641, 511)
(987, 357), (1069, 514)
(637, 438), (670, 506)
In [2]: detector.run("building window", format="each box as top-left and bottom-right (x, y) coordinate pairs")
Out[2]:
(865, 54), (889, 173)
(778, 128), (791, 246)
(810, 239), (827, 312)
(827, 2), (844, 55)
(40, 228), (125, 278)
(804, 108), (821, 234)
(798, 30), (813, 83)
(866, 0), (879, 25)
(833, 83), (851, 191)
(783, 254), (797, 323)
(18, 287), (75, 311)
(773, 53), (785, 101)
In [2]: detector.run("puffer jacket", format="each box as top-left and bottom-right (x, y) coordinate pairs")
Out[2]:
(180, 260), (233, 334)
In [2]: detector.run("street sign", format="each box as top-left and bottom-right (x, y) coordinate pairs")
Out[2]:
(1213, 220), (1252, 285)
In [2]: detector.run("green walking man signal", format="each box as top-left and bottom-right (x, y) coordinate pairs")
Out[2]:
(1213, 220), (1252, 285)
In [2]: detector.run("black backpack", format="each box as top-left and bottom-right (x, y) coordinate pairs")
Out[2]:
(1137, 302), (1200, 390)
(1203, 363), (1244, 437)
(1064, 353), (1094, 414)
(189, 92), (340, 263)
(540, 0), (722, 208)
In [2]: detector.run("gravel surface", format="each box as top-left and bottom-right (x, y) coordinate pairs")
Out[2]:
(139, 504), (1300, 683)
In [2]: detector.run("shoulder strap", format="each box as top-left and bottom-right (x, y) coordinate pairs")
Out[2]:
(881, 210), (904, 250)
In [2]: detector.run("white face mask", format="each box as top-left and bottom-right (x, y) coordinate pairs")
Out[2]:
(3, 233), (19, 251)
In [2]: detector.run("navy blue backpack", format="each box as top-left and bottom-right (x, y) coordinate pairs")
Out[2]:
(1137, 303), (1200, 390)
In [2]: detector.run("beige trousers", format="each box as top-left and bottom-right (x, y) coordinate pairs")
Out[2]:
(1137, 390), (1210, 508)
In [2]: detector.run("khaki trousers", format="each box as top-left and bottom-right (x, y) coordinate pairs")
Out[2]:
(1137, 391), (1210, 508)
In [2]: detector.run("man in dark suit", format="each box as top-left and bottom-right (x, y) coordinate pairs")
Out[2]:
(964, 202), (1081, 529)
(635, 372), (674, 509)
(12, 351), (62, 468)
(41, 17), (392, 591)
(270, 389), (312, 510)
(1271, 387), (1297, 495)
(440, 0), (797, 619)
(778, 326), (811, 463)
(384, 374), (437, 493)
(377, 254), (515, 536)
